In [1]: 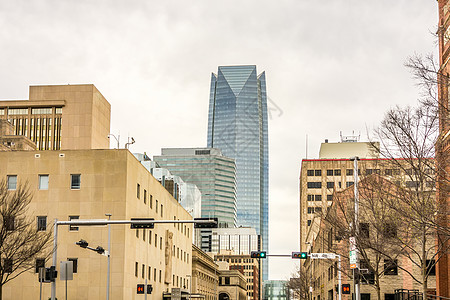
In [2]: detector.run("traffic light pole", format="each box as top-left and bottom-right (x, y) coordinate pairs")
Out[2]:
(50, 218), (217, 300)
(351, 157), (360, 300)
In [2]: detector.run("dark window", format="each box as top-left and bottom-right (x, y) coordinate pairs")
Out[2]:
(142, 264), (145, 278)
(334, 169), (341, 176)
(346, 169), (353, 176)
(71, 174), (81, 189)
(406, 169), (413, 175)
(346, 182), (354, 188)
(374, 169), (381, 174)
(307, 207), (314, 214)
(69, 216), (79, 231)
(3, 259), (12, 273)
(150, 195), (153, 208)
(137, 183), (140, 199)
(35, 258), (45, 273)
(384, 259), (398, 275)
(225, 277), (230, 285)
(315, 170), (322, 176)
(4, 216), (14, 231)
(161, 204), (163, 217)
(327, 182), (334, 189)
(307, 170), (314, 176)
(366, 169), (373, 175)
(406, 181), (419, 188)
(195, 150), (210, 155)
(307, 220), (312, 226)
(37, 216), (47, 231)
(385, 169), (393, 176)
(360, 223), (369, 238)
(361, 294), (371, 300)
(307, 195), (314, 201)
(426, 259), (436, 276)
(155, 200), (158, 213)
(68, 258), (78, 273)
(385, 294), (395, 300)
(307, 182), (322, 189)
(315, 207), (322, 213)
(135, 262), (138, 277)
(143, 189), (147, 204)
(315, 195), (322, 201)
(383, 223), (397, 238)
(327, 170), (333, 176)
(327, 195), (333, 201)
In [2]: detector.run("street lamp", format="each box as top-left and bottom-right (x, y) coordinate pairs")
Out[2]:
(107, 134), (120, 149)
(186, 274), (192, 300)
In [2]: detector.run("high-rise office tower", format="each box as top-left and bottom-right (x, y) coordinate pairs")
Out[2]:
(207, 65), (269, 280)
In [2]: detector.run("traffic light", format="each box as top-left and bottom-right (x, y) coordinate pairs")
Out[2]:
(76, 239), (88, 248)
(342, 284), (351, 294)
(292, 252), (308, 259)
(194, 218), (218, 228)
(94, 246), (105, 255)
(45, 266), (58, 282)
(251, 251), (267, 258)
(130, 218), (155, 229)
(147, 284), (153, 294)
(137, 284), (144, 294)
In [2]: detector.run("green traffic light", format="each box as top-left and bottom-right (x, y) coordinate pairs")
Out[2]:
(300, 252), (307, 259)
(260, 252), (266, 258)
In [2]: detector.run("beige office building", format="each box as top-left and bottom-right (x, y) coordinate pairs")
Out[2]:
(0, 149), (193, 300)
(0, 84), (111, 150)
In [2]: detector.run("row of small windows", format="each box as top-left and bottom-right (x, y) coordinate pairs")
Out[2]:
(6, 174), (80, 190)
(137, 183), (165, 218)
(0, 107), (62, 115)
(307, 168), (432, 177)
(308, 194), (333, 201)
(134, 262), (190, 288)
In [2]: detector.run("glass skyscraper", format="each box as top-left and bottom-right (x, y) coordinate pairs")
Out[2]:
(207, 65), (269, 280)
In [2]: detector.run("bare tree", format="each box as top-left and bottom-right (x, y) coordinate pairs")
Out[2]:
(0, 180), (53, 300)
(287, 265), (312, 300)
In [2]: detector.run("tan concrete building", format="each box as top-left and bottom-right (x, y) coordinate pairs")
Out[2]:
(0, 149), (193, 300)
(0, 84), (111, 150)
(192, 244), (219, 300)
(216, 261), (247, 300)
(214, 250), (260, 300)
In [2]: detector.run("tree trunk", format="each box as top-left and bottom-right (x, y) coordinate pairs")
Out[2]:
(422, 228), (428, 300)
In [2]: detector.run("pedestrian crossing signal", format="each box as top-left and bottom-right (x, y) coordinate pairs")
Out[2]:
(342, 284), (351, 294)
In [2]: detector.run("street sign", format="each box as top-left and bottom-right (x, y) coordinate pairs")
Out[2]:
(349, 250), (357, 269)
(310, 253), (337, 259)
(349, 237), (356, 251)
(172, 288), (181, 300)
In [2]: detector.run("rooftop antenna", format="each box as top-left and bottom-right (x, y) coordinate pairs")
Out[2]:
(306, 134), (308, 159)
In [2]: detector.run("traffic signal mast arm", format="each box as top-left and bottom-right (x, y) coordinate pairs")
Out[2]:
(57, 218), (218, 227)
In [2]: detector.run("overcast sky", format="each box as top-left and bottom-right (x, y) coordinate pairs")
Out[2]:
(0, 0), (438, 280)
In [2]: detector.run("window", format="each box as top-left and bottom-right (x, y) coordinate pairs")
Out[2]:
(4, 216), (14, 231)
(307, 207), (314, 214)
(69, 216), (79, 231)
(426, 259), (436, 276)
(307, 220), (312, 226)
(366, 169), (373, 175)
(225, 277), (230, 284)
(68, 258), (78, 273)
(315, 170), (322, 176)
(7, 175), (17, 190)
(143, 189), (147, 204)
(3, 259), (12, 273)
(327, 195), (333, 201)
(137, 184), (140, 199)
(307, 170), (314, 176)
(159, 270), (162, 282)
(326, 170), (333, 176)
(155, 200), (158, 213)
(149, 231), (152, 244)
(136, 229), (139, 238)
(142, 264), (145, 278)
(35, 258), (45, 273)
(406, 181), (419, 188)
(39, 175), (49, 190)
(135, 262), (138, 277)
(37, 216), (47, 231)
(307, 182), (322, 189)
(383, 222), (397, 238)
(384, 169), (393, 176)
(334, 169), (341, 176)
(154, 268), (157, 282)
(315, 195), (322, 201)
(307, 195), (314, 201)
(384, 259), (398, 275)
(346, 169), (353, 176)
(346, 181), (354, 188)
(161, 204), (163, 217)
(160, 237), (163, 250)
(155, 234), (157, 247)
(360, 223), (369, 239)
(143, 229), (145, 241)
(315, 207), (322, 213)
(148, 266), (151, 279)
(327, 182), (334, 189)
(150, 195), (153, 208)
(406, 168), (413, 175)
(70, 174), (81, 190)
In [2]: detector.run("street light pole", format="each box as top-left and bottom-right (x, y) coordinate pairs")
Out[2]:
(105, 213), (112, 300)
(351, 157), (360, 300)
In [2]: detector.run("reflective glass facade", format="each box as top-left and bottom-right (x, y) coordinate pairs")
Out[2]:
(207, 65), (269, 280)
(154, 148), (237, 229)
